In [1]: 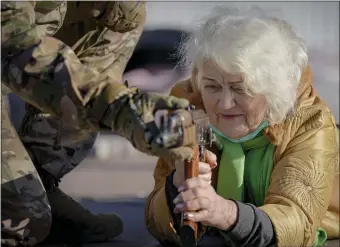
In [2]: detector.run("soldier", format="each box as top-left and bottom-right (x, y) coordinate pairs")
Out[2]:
(1, 2), (195, 246)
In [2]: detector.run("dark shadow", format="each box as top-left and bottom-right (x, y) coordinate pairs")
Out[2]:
(125, 29), (189, 74)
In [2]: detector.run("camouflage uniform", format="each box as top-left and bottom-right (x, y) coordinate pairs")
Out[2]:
(1, 1), (194, 246)
(1, 100), (52, 246)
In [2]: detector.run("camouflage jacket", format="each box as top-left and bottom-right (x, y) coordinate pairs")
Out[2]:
(1, 1), (146, 131)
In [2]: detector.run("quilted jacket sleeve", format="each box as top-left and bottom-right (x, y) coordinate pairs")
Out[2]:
(144, 156), (183, 246)
(260, 107), (339, 247)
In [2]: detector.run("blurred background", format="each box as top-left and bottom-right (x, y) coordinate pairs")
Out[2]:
(4, 2), (339, 246)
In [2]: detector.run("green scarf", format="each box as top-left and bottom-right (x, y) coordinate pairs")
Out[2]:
(212, 123), (327, 246)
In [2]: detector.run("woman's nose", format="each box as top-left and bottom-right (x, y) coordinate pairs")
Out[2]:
(217, 89), (236, 110)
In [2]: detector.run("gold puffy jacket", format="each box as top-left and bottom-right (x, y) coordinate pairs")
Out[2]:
(145, 66), (339, 247)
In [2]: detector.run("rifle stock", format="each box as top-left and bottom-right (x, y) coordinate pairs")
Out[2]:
(180, 146), (200, 247)
(155, 108), (213, 247)
(180, 115), (210, 247)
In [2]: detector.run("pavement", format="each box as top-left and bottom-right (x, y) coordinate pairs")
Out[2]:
(42, 135), (339, 247)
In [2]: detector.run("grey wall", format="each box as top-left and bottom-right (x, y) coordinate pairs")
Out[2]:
(145, 2), (339, 122)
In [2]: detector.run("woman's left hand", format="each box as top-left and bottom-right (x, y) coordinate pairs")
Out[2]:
(173, 177), (238, 231)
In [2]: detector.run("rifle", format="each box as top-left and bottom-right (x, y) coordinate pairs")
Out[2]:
(157, 108), (215, 247)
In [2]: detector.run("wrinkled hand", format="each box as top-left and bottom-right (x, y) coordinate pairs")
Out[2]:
(173, 150), (217, 188)
(111, 91), (195, 160)
(172, 160), (238, 230)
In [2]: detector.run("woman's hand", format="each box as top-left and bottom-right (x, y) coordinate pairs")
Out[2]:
(172, 150), (217, 189)
(172, 177), (238, 231)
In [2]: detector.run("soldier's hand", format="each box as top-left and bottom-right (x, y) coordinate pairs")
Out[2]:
(109, 91), (195, 160)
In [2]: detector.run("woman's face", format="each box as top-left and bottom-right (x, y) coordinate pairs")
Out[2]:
(198, 61), (268, 139)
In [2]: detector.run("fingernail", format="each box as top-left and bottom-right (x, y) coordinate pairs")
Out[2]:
(175, 203), (184, 210)
(178, 186), (185, 192)
(173, 196), (180, 204)
(184, 213), (194, 219)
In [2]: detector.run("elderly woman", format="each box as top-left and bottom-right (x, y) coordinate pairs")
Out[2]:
(145, 7), (339, 247)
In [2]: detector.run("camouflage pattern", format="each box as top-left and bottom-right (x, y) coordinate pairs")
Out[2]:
(1, 1), (192, 154)
(1, 1), (194, 246)
(1, 1), (145, 245)
(1, 1), (146, 131)
(1, 100), (52, 247)
(19, 104), (98, 180)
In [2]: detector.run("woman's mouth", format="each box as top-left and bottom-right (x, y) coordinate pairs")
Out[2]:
(220, 114), (243, 120)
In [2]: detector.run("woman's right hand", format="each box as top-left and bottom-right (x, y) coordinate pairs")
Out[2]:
(172, 150), (218, 189)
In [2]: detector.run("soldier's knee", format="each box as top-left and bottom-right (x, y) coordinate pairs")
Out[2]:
(1, 203), (52, 246)
(2, 194), (52, 246)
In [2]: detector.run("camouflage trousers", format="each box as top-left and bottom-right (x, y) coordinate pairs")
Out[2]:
(1, 99), (98, 246)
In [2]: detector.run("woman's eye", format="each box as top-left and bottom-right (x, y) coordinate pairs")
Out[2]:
(204, 85), (220, 90)
(232, 87), (245, 94)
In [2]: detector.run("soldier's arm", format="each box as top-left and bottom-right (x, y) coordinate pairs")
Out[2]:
(1, 1), (139, 131)
(68, 2), (146, 83)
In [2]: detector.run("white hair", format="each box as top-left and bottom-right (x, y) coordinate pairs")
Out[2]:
(178, 6), (308, 124)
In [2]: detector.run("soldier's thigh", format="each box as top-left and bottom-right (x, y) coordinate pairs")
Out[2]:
(1, 101), (51, 247)
(19, 104), (97, 180)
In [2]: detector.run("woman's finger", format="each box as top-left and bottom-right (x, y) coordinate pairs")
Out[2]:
(173, 185), (207, 205)
(178, 177), (209, 192)
(205, 150), (217, 168)
(199, 172), (212, 182)
(198, 162), (211, 174)
(173, 197), (210, 213)
(184, 209), (210, 222)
